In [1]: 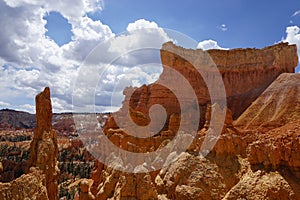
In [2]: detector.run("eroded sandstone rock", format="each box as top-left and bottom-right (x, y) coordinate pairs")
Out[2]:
(88, 43), (299, 200)
(79, 179), (95, 200)
(235, 73), (300, 129)
(29, 87), (59, 200)
(247, 120), (300, 174)
(0, 168), (48, 200)
(114, 42), (298, 134)
(223, 170), (296, 200)
(160, 152), (227, 199)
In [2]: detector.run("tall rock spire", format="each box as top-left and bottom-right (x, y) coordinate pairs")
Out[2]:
(29, 87), (59, 200)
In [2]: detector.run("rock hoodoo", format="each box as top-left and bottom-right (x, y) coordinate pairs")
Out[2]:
(78, 179), (95, 200)
(28, 87), (59, 200)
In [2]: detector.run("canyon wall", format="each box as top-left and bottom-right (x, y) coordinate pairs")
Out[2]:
(207, 42), (298, 118)
(117, 42), (298, 131)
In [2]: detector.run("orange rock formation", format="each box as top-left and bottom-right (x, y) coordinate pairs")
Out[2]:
(0, 169), (49, 199)
(88, 42), (299, 200)
(117, 42), (298, 133)
(28, 87), (59, 200)
(234, 73), (300, 129)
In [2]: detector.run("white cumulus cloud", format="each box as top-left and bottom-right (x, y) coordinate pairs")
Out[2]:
(0, 0), (111, 113)
(283, 26), (300, 72)
(73, 19), (171, 113)
(283, 26), (300, 57)
(127, 19), (159, 32)
(197, 39), (228, 50)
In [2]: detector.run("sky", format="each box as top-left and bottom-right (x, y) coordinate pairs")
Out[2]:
(0, 0), (299, 113)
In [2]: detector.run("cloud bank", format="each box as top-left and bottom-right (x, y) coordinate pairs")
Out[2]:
(0, 0), (172, 113)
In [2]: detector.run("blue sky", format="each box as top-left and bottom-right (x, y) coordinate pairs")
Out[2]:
(48, 0), (300, 48)
(0, 0), (299, 113)
(44, 12), (73, 46)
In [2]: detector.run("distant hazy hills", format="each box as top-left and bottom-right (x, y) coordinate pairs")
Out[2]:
(0, 109), (35, 129)
(0, 109), (108, 133)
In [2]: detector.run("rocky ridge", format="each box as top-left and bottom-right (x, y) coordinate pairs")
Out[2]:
(0, 109), (35, 129)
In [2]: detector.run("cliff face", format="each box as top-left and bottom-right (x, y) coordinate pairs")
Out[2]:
(207, 43), (298, 118)
(122, 42), (298, 130)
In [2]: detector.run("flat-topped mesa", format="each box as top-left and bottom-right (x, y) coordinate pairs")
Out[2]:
(207, 42), (297, 71)
(29, 87), (59, 200)
(162, 41), (297, 72)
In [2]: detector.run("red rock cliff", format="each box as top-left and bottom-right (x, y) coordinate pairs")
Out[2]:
(118, 42), (298, 131)
(207, 42), (298, 118)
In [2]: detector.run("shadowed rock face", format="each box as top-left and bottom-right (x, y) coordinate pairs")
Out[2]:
(29, 87), (59, 200)
(234, 73), (300, 129)
(0, 109), (35, 129)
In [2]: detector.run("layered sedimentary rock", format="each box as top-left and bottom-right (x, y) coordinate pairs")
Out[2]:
(114, 42), (297, 133)
(207, 43), (298, 118)
(28, 87), (59, 200)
